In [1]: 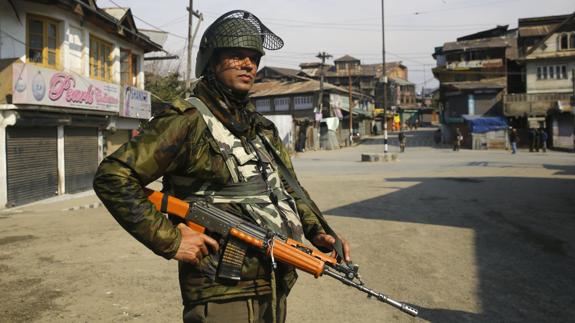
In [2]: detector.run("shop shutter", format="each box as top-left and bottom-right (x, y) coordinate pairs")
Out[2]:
(64, 127), (99, 193)
(6, 127), (58, 207)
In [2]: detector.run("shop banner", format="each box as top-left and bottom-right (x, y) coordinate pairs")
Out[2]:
(12, 63), (120, 113)
(121, 86), (151, 119)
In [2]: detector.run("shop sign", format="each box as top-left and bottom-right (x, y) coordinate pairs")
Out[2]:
(12, 63), (119, 113)
(121, 86), (151, 119)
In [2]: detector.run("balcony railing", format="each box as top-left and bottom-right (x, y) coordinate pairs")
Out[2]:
(504, 92), (573, 116)
(505, 93), (572, 102)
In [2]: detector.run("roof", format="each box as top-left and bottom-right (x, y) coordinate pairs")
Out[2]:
(442, 81), (505, 91)
(263, 66), (301, 77)
(334, 55), (360, 63)
(20, 0), (164, 53)
(457, 25), (509, 41)
(525, 11), (575, 57)
(250, 79), (366, 99)
(519, 14), (573, 27)
(443, 35), (514, 52)
(390, 77), (413, 86)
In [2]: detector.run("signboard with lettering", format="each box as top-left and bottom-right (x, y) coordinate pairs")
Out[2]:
(12, 63), (120, 113)
(120, 86), (151, 119)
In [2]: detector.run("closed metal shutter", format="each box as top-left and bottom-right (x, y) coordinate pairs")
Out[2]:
(64, 127), (99, 193)
(6, 127), (58, 207)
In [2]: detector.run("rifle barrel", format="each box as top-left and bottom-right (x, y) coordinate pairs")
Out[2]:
(323, 269), (418, 316)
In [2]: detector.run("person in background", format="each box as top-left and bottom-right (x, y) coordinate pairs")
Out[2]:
(453, 128), (463, 151)
(398, 131), (406, 153)
(509, 127), (518, 154)
(538, 128), (548, 153)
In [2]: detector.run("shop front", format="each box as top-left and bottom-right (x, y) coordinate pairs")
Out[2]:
(1, 63), (119, 207)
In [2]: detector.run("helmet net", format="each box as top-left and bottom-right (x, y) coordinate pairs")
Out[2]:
(203, 10), (284, 51)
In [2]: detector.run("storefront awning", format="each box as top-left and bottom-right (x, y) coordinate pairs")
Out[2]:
(462, 115), (508, 133)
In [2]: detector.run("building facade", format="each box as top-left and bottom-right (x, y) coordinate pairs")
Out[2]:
(433, 25), (518, 149)
(0, 0), (161, 207)
(505, 13), (575, 150)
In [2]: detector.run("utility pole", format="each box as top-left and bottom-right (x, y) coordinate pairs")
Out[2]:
(348, 64), (353, 145)
(571, 69), (575, 107)
(381, 0), (388, 153)
(186, 1), (203, 89)
(316, 52), (332, 116)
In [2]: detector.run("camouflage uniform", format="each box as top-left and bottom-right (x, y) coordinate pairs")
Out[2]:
(93, 78), (327, 321)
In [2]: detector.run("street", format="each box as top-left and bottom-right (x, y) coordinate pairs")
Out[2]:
(1, 129), (574, 323)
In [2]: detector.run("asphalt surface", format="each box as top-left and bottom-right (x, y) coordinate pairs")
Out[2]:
(1, 128), (574, 323)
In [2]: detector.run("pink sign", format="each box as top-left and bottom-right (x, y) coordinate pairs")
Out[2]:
(12, 63), (120, 113)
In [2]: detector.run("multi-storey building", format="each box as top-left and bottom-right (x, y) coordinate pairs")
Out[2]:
(0, 0), (162, 207)
(505, 12), (575, 150)
(433, 25), (518, 149)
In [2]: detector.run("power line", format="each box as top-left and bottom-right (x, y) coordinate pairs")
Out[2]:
(104, 0), (187, 40)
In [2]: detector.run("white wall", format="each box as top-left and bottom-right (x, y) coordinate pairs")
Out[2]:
(527, 32), (575, 94)
(0, 1), (148, 89)
(526, 60), (575, 93)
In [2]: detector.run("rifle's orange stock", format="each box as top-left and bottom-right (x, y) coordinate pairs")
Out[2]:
(145, 188), (206, 234)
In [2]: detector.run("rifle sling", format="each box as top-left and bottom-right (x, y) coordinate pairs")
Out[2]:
(259, 134), (347, 263)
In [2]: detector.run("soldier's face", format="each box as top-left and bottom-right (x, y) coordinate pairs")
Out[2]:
(212, 48), (260, 93)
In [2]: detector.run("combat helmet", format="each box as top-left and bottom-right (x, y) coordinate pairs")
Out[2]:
(195, 10), (284, 78)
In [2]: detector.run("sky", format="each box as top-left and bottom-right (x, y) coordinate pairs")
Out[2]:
(98, 0), (575, 92)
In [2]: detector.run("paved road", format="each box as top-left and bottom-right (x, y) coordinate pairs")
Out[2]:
(1, 128), (574, 322)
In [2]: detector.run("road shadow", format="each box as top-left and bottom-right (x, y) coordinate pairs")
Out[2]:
(544, 164), (575, 176)
(324, 176), (575, 322)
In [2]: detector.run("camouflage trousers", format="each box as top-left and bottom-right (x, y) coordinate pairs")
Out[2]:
(183, 291), (287, 323)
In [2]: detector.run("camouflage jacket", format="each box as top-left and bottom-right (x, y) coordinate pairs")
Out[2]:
(93, 81), (326, 305)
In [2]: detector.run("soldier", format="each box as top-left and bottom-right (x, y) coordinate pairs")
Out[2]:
(93, 10), (350, 323)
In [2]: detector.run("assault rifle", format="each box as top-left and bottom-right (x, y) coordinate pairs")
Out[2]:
(145, 188), (418, 316)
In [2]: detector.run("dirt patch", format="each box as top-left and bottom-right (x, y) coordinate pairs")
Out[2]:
(0, 278), (64, 323)
(0, 235), (36, 246)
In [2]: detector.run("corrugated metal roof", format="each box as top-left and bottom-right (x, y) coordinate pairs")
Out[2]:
(391, 77), (413, 86)
(518, 25), (557, 37)
(250, 79), (366, 98)
(334, 55), (360, 62)
(443, 36), (514, 52)
(443, 81), (505, 90)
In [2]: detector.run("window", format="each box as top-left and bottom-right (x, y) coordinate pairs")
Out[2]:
(27, 15), (60, 67)
(274, 97), (289, 111)
(559, 33), (575, 50)
(537, 65), (568, 80)
(120, 49), (140, 86)
(255, 99), (271, 112)
(294, 96), (313, 110)
(560, 34), (569, 50)
(132, 54), (139, 86)
(90, 35), (113, 82)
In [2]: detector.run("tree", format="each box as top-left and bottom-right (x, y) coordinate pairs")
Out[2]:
(144, 72), (186, 115)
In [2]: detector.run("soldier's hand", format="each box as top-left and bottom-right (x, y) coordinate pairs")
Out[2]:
(312, 233), (351, 262)
(174, 223), (219, 265)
